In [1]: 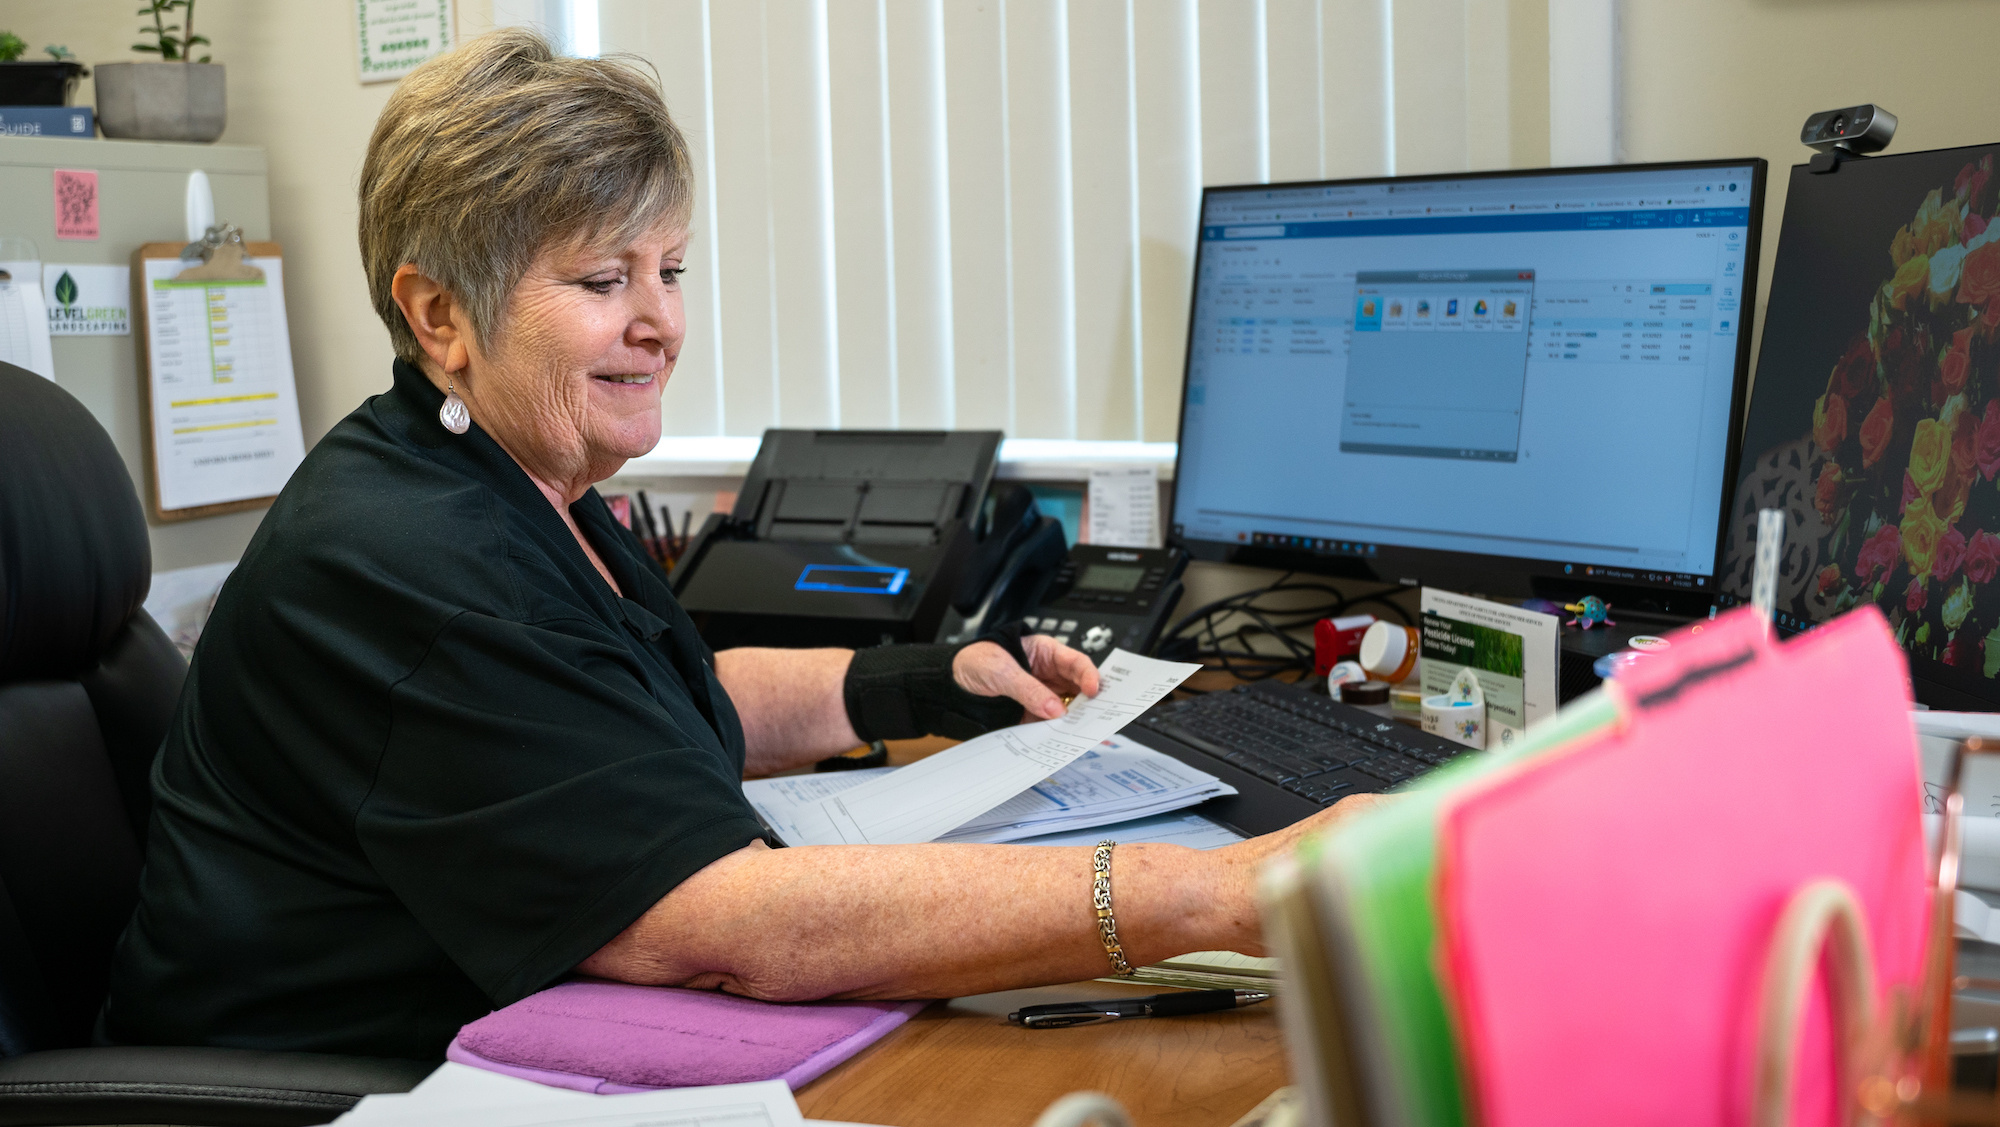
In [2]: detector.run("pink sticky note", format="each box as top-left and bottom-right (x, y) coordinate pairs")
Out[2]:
(53, 169), (99, 240)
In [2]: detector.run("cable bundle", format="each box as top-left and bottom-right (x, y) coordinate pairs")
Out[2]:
(1151, 573), (1411, 686)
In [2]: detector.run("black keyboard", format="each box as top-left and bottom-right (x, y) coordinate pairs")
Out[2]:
(1138, 681), (1472, 807)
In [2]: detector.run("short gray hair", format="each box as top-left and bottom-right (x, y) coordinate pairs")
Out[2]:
(358, 28), (693, 363)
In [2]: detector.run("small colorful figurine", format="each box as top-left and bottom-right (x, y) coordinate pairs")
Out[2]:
(1564, 595), (1615, 630)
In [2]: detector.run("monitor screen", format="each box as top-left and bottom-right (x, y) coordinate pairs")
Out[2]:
(1719, 143), (2000, 708)
(1171, 160), (1766, 602)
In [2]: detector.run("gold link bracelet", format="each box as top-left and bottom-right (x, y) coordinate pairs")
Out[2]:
(1093, 840), (1134, 976)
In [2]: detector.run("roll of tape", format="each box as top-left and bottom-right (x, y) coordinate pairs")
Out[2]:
(1326, 660), (1368, 696)
(1422, 697), (1486, 750)
(1420, 668), (1487, 750)
(1340, 679), (1392, 706)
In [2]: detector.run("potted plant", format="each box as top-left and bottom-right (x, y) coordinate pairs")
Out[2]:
(0, 36), (87, 106)
(95, 0), (224, 143)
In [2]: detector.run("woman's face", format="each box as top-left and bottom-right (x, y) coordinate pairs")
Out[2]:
(463, 221), (687, 495)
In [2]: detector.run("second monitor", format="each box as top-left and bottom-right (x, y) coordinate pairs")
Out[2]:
(1171, 159), (1768, 609)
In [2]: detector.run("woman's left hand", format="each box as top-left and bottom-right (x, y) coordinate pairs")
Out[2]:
(952, 635), (1102, 721)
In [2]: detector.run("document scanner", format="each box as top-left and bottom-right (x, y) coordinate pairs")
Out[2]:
(670, 429), (1005, 650)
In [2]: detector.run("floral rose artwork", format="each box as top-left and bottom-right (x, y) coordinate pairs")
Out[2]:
(1944, 329), (1973, 395)
(1938, 527), (1969, 582)
(1860, 397), (1895, 468)
(1799, 153), (2000, 674)
(1814, 393), (1849, 452)
(1970, 530), (2000, 585)
(1962, 241), (2000, 307)
(1903, 496), (1946, 578)
(1910, 418), (1951, 497)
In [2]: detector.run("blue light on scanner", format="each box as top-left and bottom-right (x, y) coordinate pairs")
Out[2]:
(794, 564), (910, 595)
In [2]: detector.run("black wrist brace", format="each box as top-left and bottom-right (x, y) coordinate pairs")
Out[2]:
(844, 625), (1034, 742)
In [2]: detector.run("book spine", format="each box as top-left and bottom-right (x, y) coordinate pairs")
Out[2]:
(0, 106), (94, 138)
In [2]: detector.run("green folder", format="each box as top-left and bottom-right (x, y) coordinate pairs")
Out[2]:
(1297, 689), (1624, 1125)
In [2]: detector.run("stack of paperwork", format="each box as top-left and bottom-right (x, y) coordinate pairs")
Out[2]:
(745, 649), (1209, 847)
(746, 734), (1235, 846)
(1005, 809), (1243, 849)
(1125, 950), (1278, 993)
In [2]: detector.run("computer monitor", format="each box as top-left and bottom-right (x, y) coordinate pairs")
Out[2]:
(1170, 159), (1767, 611)
(1719, 142), (2000, 709)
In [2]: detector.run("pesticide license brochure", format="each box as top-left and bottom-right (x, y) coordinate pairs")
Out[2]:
(1418, 588), (1559, 750)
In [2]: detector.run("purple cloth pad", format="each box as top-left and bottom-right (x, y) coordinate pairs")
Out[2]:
(446, 979), (929, 1093)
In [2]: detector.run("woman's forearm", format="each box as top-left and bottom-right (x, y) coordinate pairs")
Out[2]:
(715, 647), (861, 775)
(577, 840), (1252, 1000)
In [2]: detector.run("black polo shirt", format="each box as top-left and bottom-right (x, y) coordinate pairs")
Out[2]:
(101, 360), (765, 1059)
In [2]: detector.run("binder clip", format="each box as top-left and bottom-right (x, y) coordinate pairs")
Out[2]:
(175, 223), (264, 283)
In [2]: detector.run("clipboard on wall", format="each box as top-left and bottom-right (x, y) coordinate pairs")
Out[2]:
(131, 231), (307, 522)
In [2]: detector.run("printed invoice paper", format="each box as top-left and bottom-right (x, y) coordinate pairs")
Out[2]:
(744, 734), (1234, 846)
(783, 649), (1201, 846)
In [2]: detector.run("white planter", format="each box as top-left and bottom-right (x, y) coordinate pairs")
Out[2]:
(94, 62), (226, 143)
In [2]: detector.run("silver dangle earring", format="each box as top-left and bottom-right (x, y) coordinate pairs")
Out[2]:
(439, 377), (470, 434)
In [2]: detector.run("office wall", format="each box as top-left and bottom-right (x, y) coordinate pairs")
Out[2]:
(0, 137), (271, 571)
(0, 0), (499, 448)
(0, 0), (1558, 456)
(8, 1), (1986, 481)
(1621, 0), (2000, 389)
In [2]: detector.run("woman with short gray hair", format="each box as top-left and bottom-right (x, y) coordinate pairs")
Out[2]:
(100, 29), (1378, 1059)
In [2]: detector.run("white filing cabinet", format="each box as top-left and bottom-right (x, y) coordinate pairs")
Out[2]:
(0, 135), (273, 569)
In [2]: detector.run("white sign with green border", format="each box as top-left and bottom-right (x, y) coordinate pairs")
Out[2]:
(356, 0), (455, 84)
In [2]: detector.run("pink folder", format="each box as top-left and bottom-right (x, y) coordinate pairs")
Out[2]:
(1435, 607), (1929, 1127)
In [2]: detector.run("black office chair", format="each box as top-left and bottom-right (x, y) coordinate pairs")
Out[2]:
(0, 363), (431, 1125)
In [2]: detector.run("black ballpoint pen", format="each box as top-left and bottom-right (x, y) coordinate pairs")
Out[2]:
(1007, 988), (1271, 1029)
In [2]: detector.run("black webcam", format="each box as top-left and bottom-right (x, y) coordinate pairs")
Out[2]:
(1802, 105), (1897, 156)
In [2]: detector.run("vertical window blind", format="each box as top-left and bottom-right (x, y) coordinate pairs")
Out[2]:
(592, 0), (1579, 442)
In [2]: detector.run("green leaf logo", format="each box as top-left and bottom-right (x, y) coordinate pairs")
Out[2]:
(53, 270), (77, 308)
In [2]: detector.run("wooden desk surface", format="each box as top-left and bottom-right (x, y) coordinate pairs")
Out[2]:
(794, 980), (1288, 1127)
(794, 720), (1288, 1126)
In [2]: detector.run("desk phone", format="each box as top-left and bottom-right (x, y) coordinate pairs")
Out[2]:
(1017, 544), (1188, 662)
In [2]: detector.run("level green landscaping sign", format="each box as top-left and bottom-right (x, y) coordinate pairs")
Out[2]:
(44, 264), (129, 336)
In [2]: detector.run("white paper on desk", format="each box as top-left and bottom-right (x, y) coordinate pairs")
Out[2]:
(1914, 710), (2000, 893)
(336, 1062), (587, 1122)
(936, 734), (1234, 843)
(744, 768), (895, 845)
(0, 260), (53, 379)
(784, 650), (1201, 845)
(1957, 889), (2000, 946)
(746, 733), (1233, 846)
(1007, 810), (1245, 849)
(1087, 465), (1159, 547)
(1915, 710), (2000, 816)
(333, 1069), (802, 1127)
(144, 559), (237, 659)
